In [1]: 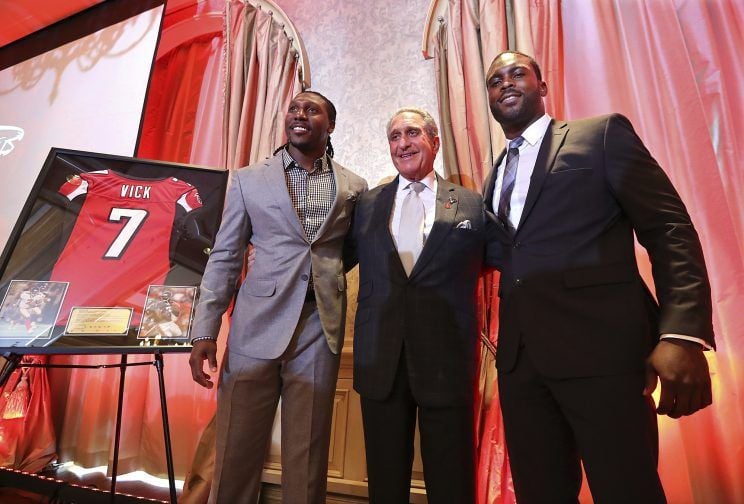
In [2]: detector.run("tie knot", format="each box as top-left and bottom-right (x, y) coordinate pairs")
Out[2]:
(408, 181), (425, 195)
(509, 136), (525, 150)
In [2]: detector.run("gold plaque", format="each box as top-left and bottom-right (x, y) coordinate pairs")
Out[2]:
(65, 307), (133, 335)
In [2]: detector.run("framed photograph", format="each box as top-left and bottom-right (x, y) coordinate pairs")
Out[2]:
(138, 285), (197, 342)
(0, 280), (68, 343)
(0, 148), (228, 354)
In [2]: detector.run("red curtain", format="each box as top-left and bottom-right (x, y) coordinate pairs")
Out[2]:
(137, 34), (222, 164)
(0, 356), (57, 473)
(137, 0), (226, 167)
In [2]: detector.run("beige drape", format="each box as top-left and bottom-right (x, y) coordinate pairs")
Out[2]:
(224, 0), (303, 169)
(430, 2), (514, 503)
(434, 0), (507, 190)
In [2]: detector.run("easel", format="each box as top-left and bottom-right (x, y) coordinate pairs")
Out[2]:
(0, 349), (180, 503)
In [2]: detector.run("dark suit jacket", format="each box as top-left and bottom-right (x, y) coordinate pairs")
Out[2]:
(484, 114), (714, 378)
(350, 175), (486, 407)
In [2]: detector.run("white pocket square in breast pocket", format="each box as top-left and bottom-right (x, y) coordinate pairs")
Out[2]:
(455, 219), (472, 229)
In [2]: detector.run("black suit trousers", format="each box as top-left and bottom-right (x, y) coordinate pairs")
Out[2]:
(498, 345), (666, 504)
(360, 352), (475, 504)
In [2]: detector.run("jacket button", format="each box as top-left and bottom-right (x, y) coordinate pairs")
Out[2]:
(514, 242), (521, 248)
(515, 278), (522, 286)
(301, 274), (309, 281)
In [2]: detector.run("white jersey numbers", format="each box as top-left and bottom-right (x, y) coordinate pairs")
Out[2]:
(105, 207), (149, 259)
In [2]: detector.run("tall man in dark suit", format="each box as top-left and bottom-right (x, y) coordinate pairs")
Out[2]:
(483, 51), (714, 503)
(188, 91), (367, 503)
(349, 108), (486, 503)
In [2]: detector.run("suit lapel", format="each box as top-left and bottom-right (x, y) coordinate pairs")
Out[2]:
(516, 120), (568, 234)
(313, 159), (348, 242)
(410, 176), (458, 278)
(261, 155), (307, 241)
(483, 150), (506, 211)
(372, 179), (405, 276)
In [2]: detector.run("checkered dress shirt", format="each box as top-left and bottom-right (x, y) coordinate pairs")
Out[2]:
(281, 148), (336, 242)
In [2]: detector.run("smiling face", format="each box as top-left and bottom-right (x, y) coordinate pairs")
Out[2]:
(284, 92), (335, 156)
(486, 52), (547, 138)
(387, 111), (440, 181)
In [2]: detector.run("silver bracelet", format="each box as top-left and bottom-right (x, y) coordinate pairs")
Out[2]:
(190, 336), (217, 344)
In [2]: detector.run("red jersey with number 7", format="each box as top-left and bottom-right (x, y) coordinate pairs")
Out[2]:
(50, 169), (202, 324)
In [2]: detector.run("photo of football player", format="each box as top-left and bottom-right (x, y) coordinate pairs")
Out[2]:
(0, 280), (68, 339)
(17, 286), (47, 333)
(138, 285), (196, 340)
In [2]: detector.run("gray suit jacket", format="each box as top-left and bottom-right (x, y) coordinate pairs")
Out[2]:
(191, 152), (368, 358)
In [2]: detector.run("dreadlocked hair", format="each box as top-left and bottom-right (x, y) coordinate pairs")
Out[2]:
(273, 143), (288, 156)
(325, 137), (334, 158)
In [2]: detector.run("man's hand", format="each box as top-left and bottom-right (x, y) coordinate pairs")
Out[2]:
(189, 339), (218, 389)
(644, 339), (712, 418)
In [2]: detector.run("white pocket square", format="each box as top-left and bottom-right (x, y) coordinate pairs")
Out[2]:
(455, 220), (472, 229)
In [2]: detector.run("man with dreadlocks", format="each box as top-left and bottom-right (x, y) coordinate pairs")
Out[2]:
(189, 91), (368, 503)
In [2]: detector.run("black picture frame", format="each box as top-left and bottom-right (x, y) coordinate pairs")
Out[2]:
(0, 148), (228, 354)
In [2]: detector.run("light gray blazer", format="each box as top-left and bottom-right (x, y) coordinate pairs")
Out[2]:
(191, 152), (368, 358)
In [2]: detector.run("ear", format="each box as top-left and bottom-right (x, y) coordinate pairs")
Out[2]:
(433, 135), (441, 155)
(327, 120), (336, 134)
(539, 81), (548, 97)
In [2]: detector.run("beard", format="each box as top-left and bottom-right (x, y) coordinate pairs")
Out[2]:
(489, 91), (545, 131)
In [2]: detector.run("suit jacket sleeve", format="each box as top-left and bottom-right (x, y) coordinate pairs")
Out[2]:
(191, 173), (252, 340)
(603, 114), (714, 346)
(341, 179), (368, 272)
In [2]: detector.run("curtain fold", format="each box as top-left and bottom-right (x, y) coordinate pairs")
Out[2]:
(473, 269), (514, 504)
(434, 0), (506, 189)
(224, 0), (301, 169)
(511, 0), (564, 119)
(137, 34), (223, 164)
(431, 1), (515, 502)
(0, 355), (57, 473)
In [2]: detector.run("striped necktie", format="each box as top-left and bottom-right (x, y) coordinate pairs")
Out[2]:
(497, 136), (524, 233)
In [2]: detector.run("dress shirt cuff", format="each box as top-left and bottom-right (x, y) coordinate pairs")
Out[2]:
(660, 334), (713, 350)
(190, 336), (217, 345)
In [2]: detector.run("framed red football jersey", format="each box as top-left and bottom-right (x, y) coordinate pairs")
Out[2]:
(0, 148), (228, 353)
(50, 169), (203, 325)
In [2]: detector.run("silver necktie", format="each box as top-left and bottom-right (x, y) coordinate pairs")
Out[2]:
(398, 181), (425, 276)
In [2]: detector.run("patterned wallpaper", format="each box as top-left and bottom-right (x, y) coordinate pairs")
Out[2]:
(274, 0), (442, 186)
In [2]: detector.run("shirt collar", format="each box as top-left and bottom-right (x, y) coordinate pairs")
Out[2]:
(281, 147), (331, 174)
(517, 113), (552, 148)
(397, 169), (437, 195)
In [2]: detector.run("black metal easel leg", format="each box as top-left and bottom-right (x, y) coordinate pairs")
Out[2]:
(110, 354), (127, 500)
(154, 351), (177, 504)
